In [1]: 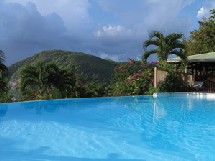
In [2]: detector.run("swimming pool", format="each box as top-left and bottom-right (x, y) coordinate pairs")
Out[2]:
(0, 93), (215, 161)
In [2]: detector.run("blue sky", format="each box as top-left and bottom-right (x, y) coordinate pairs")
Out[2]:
(0, 0), (215, 65)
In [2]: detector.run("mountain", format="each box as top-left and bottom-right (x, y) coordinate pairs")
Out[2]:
(8, 50), (120, 85)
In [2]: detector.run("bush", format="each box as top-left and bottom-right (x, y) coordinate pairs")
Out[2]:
(0, 92), (12, 103)
(111, 59), (155, 96)
(145, 84), (159, 95)
(51, 88), (63, 99)
(158, 72), (188, 92)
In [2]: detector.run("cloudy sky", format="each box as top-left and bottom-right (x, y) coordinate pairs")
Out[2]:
(0, 0), (215, 65)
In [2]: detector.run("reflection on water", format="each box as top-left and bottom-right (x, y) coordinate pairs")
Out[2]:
(0, 104), (8, 120)
(0, 95), (215, 160)
(20, 98), (121, 114)
(152, 100), (167, 122)
(23, 100), (63, 114)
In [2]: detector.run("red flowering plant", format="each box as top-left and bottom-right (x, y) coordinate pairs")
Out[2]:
(111, 58), (154, 96)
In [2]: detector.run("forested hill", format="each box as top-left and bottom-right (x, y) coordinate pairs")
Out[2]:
(8, 50), (120, 83)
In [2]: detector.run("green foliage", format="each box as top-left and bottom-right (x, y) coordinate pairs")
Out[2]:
(0, 50), (7, 73)
(8, 50), (120, 101)
(0, 50), (8, 93)
(0, 92), (12, 103)
(9, 50), (119, 85)
(111, 59), (154, 96)
(158, 71), (188, 92)
(20, 62), (75, 100)
(145, 84), (159, 95)
(0, 50), (11, 103)
(187, 9), (215, 55)
(158, 62), (188, 92)
(143, 31), (187, 63)
(81, 81), (107, 98)
(0, 76), (8, 93)
(51, 88), (63, 99)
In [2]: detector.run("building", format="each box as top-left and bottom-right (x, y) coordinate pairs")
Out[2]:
(154, 52), (215, 92)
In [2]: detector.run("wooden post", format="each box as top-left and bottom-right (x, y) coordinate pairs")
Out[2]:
(185, 65), (188, 82)
(154, 67), (157, 88)
(185, 65), (187, 74)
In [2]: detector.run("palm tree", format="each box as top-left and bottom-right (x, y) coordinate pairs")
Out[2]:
(143, 31), (187, 64)
(0, 50), (8, 93)
(20, 62), (49, 99)
(21, 63), (41, 89)
(20, 62), (75, 99)
(0, 50), (7, 75)
(45, 64), (75, 97)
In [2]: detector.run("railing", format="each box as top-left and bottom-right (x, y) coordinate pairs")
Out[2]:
(204, 79), (215, 92)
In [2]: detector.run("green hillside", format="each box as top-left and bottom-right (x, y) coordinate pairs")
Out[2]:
(8, 50), (119, 84)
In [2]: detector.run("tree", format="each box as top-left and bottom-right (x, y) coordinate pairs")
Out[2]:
(158, 71), (188, 92)
(0, 50), (12, 102)
(0, 50), (8, 93)
(46, 64), (75, 98)
(20, 62), (75, 100)
(187, 9), (215, 55)
(21, 62), (48, 96)
(143, 31), (187, 64)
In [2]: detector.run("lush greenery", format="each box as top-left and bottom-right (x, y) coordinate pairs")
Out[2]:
(20, 62), (75, 100)
(111, 59), (156, 96)
(18, 58), (156, 100)
(143, 31), (187, 64)
(187, 9), (215, 55)
(9, 50), (119, 84)
(158, 70), (189, 92)
(1, 10), (214, 103)
(6, 50), (120, 101)
(0, 50), (12, 102)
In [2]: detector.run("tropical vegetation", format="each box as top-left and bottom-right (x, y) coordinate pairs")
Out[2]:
(187, 9), (215, 55)
(0, 10), (214, 102)
(143, 31), (187, 65)
(9, 50), (118, 84)
(20, 62), (75, 100)
(158, 70), (189, 92)
(111, 59), (156, 96)
(0, 50), (12, 102)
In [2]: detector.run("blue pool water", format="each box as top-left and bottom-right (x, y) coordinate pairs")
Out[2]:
(0, 94), (215, 161)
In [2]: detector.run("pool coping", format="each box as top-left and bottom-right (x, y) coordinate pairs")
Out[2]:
(1, 92), (215, 104)
(155, 92), (215, 100)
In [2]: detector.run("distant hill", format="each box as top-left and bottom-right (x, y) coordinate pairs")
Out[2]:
(8, 50), (120, 85)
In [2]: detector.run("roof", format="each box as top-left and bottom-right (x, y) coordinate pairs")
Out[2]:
(167, 52), (215, 63)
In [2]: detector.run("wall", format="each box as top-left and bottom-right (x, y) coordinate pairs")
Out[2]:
(154, 67), (194, 88)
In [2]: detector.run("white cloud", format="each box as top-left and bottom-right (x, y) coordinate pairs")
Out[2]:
(0, 0), (208, 64)
(100, 53), (119, 61)
(95, 25), (132, 37)
(5, 0), (90, 31)
(0, 1), (67, 64)
(97, 0), (194, 35)
(197, 7), (210, 19)
(197, 0), (215, 19)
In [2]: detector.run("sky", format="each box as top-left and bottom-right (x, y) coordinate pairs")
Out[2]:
(0, 0), (215, 65)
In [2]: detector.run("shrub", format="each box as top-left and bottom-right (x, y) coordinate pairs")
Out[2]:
(111, 59), (155, 96)
(158, 72), (188, 92)
(0, 92), (12, 103)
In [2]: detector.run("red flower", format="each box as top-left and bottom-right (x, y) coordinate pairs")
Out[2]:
(117, 66), (125, 70)
(127, 79), (132, 83)
(128, 58), (134, 65)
